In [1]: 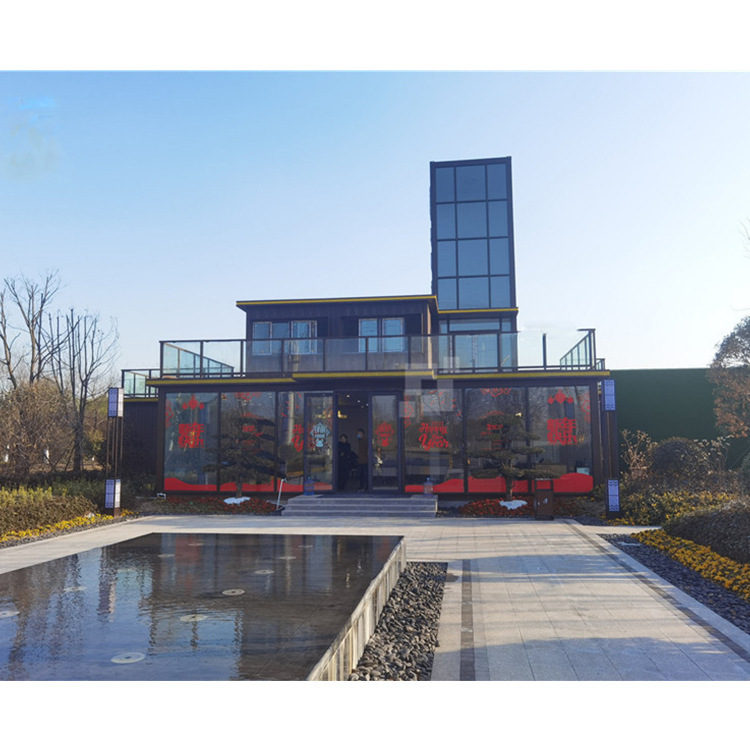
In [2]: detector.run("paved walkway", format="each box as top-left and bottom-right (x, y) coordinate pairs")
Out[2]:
(2, 515), (750, 680)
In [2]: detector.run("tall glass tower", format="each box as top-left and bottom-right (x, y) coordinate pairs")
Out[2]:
(430, 157), (517, 318)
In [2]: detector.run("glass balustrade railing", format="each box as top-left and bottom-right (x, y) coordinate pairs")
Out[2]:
(124, 330), (603, 395)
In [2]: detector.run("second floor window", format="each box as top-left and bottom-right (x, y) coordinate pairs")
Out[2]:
(358, 317), (405, 353)
(252, 320), (317, 355)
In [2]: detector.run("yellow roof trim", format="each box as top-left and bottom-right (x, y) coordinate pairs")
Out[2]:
(237, 295), (438, 307)
(437, 307), (519, 314)
(147, 377), (297, 386)
(292, 371), (435, 380)
(438, 370), (610, 380)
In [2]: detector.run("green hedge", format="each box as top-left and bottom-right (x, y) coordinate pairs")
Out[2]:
(0, 487), (96, 535)
(664, 499), (750, 565)
(617, 490), (734, 526)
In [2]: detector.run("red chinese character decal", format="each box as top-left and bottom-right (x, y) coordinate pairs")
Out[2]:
(182, 395), (205, 411)
(547, 418), (577, 446)
(418, 421), (450, 451)
(178, 422), (206, 448)
(480, 388), (513, 397)
(548, 389), (574, 406)
(375, 422), (395, 448)
(292, 424), (304, 453)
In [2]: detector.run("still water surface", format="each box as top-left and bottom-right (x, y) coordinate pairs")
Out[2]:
(0, 533), (400, 680)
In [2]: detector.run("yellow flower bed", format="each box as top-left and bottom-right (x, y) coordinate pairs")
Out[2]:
(0, 510), (135, 545)
(632, 528), (750, 602)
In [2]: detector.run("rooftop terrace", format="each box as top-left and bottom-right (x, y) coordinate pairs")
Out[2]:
(123, 328), (605, 398)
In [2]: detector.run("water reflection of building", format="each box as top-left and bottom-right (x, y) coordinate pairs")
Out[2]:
(0, 533), (399, 680)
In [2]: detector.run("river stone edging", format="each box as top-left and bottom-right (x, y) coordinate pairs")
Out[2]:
(348, 561), (447, 681)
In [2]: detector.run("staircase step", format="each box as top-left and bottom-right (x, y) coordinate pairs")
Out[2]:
(282, 494), (437, 518)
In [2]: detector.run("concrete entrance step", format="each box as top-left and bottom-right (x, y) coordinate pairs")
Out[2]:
(282, 494), (437, 518)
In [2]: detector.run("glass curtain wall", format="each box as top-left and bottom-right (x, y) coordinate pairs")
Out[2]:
(164, 392), (219, 491)
(371, 395), (399, 491)
(403, 388), (463, 492)
(465, 387), (526, 494)
(217, 392), (276, 493)
(306, 395), (333, 491)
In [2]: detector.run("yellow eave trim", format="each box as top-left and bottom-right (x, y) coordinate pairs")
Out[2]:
(147, 377), (297, 386)
(437, 307), (519, 315)
(237, 295), (438, 307)
(438, 370), (610, 380)
(146, 370), (609, 387)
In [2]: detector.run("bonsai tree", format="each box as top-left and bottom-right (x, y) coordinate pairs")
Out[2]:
(475, 411), (552, 501)
(204, 410), (274, 496)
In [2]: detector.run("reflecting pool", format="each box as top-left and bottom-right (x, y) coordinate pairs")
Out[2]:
(0, 533), (401, 680)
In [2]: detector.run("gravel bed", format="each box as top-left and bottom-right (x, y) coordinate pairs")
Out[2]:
(348, 561), (447, 681)
(605, 534), (750, 636)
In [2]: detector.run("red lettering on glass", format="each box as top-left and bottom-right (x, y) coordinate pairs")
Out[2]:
(375, 422), (395, 448)
(292, 424), (304, 452)
(547, 418), (577, 445)
(418, 421), (449, 451)
(480, 388), (512, 397)
(178, 422), (205, 448)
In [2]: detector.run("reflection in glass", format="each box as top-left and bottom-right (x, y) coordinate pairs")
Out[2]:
(0, 533), (401, 681)
(278, 391), (305, 491)
(490, 276), (512, 308)
(457, 202), (487, 238)
(489, 238), (510, 274)
(371, 395), (399, 491)
(456, 165), (486, 201)
(488, 201), (509, 237)
(487, 163), (507, 199)
(436, 204), (456, 239)
(163, 392), (218, 491)
(216, 392), (276, 493)
(434, 167), (455, 202)
(459, 277), (489, 309)
(403, 389), (463, 492)
(437, 278), (457, 310)
(458, 239), (488, 276)
(436, 241), (456, 276)
(306, 394), (333, 491)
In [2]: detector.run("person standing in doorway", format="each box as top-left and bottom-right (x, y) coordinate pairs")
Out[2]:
(356, 428), (368, 492)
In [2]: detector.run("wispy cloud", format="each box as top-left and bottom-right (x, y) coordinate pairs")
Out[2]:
(0, 95), (59, 181)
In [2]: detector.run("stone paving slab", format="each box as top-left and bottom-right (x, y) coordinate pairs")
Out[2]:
(2, 515), (750, 680)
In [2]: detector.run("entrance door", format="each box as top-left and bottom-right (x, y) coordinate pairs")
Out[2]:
(335, 393), (368, 493)
(371, 394), (400, 492)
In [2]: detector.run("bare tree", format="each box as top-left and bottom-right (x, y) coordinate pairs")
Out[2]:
(48, 309), (119, 471)
(0, 272), (60, 389)
(0, 380), (70, 483)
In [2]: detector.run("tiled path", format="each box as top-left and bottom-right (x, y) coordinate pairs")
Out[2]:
(2, 515), (750, 680)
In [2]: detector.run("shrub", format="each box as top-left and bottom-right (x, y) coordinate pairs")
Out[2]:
(615, 489), (732, 526)
(664, 498), (750, 564)
(634, 528), (750, 601)
(459, 498), (532, 518)
(0, 487), (96, 535)
(162, 495), (279, 515)
(648, 437), (710, 488)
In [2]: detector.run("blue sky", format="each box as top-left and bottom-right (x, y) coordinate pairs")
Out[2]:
(1, 71), (750, 377)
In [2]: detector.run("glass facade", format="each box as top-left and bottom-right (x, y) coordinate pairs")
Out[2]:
(159, 383), (597, 496)
(432, 158), (515, 311)
(402, 388), (464, 492)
